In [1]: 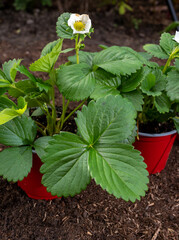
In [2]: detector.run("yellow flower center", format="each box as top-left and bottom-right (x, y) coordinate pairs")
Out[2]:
(73, 21), (85, 31)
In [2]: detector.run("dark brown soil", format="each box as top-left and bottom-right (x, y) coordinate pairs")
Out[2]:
(0, 141), (179, 240)
(0, 1), (179, 239)
(139, 120), (176, 134)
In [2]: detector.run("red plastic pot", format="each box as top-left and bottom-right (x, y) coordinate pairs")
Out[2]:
(18, 153), (58, 200)
(133, 130), (177, 174)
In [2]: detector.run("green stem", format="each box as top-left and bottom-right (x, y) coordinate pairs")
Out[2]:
(35, 121), (46, 129)
(56, 97), (70, 132)
(162, 57), (172, 74)
(75, 34), (80, 64)
(37, 126), (46, 136)
(163, 46), (179, 74)
(63, 99), (86, 123)
(140, 95), (151, 124)
(48, 70), (57, 135)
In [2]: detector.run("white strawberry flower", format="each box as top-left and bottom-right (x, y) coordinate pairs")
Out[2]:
(173, 31), (179, 43)
(68, 14), (91, 34)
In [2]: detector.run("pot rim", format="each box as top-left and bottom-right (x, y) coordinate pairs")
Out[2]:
(138, 130), (177, 137)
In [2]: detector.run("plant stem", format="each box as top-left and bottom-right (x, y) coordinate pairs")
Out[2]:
(56, 97), (70, 132)
(163, 46), (179, 74)
(64, 99), (86, 123)
(37, 126), (46, 136)
(60, 96), (67, 130)
(162, 57), (172, 74)
(35, 121), (46, 129)
(136, 119), (139, 140)
(75, 34), (80, 64)
(48, 70), (57, 135)
(55, 35), (86, 133)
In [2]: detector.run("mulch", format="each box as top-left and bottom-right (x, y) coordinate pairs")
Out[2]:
(0, 140), (178, 240)
(0, 1), (179, 239)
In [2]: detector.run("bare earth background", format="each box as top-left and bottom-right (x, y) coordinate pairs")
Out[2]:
(0, 1), (179, 239)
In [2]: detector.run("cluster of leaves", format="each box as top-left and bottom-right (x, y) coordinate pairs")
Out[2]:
(140, 33), (179, 129)
(6, 13), (179, 202)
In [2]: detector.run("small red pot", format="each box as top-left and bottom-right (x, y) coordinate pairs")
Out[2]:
(133, 130), (177, 174)
(18, 153), (58, 200)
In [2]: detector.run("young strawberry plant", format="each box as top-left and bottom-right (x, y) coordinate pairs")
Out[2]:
(0, 13), (149, 202)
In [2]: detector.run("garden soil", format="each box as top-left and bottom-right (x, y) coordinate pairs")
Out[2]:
(0, 1), (179, 239)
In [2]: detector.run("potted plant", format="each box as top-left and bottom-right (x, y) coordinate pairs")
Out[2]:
(88, 31), (179, 174)
(133, 31), (179, 174)
(0, 13), (149, 201)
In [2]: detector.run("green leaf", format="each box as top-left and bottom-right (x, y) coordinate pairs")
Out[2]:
(154, 93), (171, 113)
(41, 132), (91, 197)
(138, 52), (152, 60)
(0, 88), (8, 96)
(17, 65), (51, 93)
(31, 107), (44, 117)
(0, 96), (27, 125)
(13, 0), (29, 10)
(0, 115), (37, 146)
(56, 12), (73, 39)
(122, 126), (137, 144)
(98, 44), (109, 50)
(25, 91), (50, 107)
(143, 44), (168, 59)
(61, 48), (74, 54)
(173, 117), (179, 133)
(120, 68), (144, 92)
(41, 40), (60, 57)
(76, 95), (136, 144)
(34, 136), (53, 159)
(90, 83), (120, 100)
(17, 65), (37, 83)
(41, 41), (74, 57)
(93, 46), (143, 75)
(2, 59), (22, 82)
(159, 32), (178, 55)
(90, 70), (121, 100)
(8, 79), (36, 98)
(176, 103), (179, 112)
(142, 73), (156, 89)
(0, 79), (11, 88)
(122, 46), (157, 68)
(56, 63), (96, 101)
(119, 4), (125, 15)
(0, 96), (16, 109)
(41, 95), (148, 201)
(122, 90), (144, 112)
(0, 146), (32, 182)
(29, 39), (63, 73)
(141, 68), (166, 96)
(88, 143), (148, 202)
(163, 21), (179, 33)
(41, 0), (52, 6)
(35, 78), (51, 93)
(166, 69), (179, 101)
(175, 59), (179, 71)
(0, 69), (7, 79)
(68, 51), (96, 66)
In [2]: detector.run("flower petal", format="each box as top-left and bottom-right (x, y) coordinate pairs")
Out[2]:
(173, 31), (179, 43)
